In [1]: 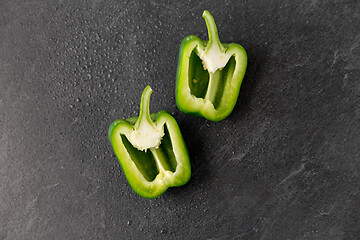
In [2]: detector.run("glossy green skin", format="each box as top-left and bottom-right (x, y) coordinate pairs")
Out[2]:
(109, 111), (191, 199)
(176, 35), (247, 121)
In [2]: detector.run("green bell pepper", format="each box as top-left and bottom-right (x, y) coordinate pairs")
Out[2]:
(109, 86), (191, 199)
(176, 10), (247, 121)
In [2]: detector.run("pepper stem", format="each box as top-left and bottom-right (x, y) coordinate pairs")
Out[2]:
(202, 10), (225, 53)
(134, 86), (154, 129)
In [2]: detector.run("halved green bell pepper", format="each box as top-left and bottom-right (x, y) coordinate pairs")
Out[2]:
(109, 86), (191, 199)
(176, 10), (247, 121)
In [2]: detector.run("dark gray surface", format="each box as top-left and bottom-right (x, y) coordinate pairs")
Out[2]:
(1, 0), (360, 239)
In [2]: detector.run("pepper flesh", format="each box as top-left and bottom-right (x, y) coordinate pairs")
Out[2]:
(176, 10), (247, 121)
(109, 86), (191, 199)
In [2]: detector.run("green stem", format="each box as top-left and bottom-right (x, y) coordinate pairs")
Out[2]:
(202, 10), (225, 52)
(134, 86), (154, 129)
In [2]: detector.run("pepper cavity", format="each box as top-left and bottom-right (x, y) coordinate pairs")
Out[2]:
(120, 123), (177, 182)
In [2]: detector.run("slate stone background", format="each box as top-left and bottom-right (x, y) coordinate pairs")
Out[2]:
(1, 0), (359, 239)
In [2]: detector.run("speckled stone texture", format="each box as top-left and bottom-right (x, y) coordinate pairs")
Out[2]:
(1, 0), (359, 239)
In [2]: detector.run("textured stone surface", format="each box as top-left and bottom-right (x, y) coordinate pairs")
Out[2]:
(1, 0), (359, 239)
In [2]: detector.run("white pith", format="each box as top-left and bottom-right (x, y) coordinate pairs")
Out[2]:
(128, 121), (164, 151)
(197, 44), (230, 73)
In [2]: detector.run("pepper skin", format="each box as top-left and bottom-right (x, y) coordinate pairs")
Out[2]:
(176, 10), (247, 121)
(109, 86), (191, 199)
